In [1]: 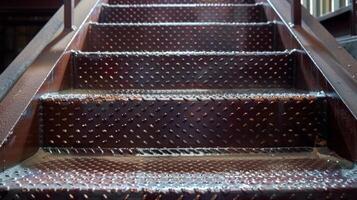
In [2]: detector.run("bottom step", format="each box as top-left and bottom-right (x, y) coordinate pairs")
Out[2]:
(0, 148), (356, 200)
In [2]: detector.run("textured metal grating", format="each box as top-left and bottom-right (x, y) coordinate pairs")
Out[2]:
(1, 0), (357, 197)
(108, 0), (256, 4)
(42, 146), (315, 156)
(72, 52), (295, 90)
(0, 150), (356, 200)
(99, 5), (267, 23)
(40, 91), (326, 149)
(84, 23), (284, 52)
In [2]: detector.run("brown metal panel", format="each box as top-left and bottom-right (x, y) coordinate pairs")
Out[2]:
(84, 23), (284, 52)
(99, 5), (267, 23)
(71, 52), (295, 90)
(40, 91), (326, 148)
(0, 0), (356, 196)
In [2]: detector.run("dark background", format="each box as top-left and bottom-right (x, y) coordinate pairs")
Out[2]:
(0, 0), (62, 74)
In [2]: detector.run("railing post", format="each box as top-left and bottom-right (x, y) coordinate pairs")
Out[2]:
(351, 0), (357, 35)
(64, 0), (74, 30)
(291, 0), (302, 27)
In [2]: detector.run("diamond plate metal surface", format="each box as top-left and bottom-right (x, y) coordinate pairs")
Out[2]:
(1, 0), (357, 198)
(42, 146), (315, 156)
(0, 150), (356, 200)
(108, 0), (256, 4)
(99, 5), (267, 23)
(71, 52), (295, 90)
(84, 23), (284, 52)
(40, 91), (326, 149)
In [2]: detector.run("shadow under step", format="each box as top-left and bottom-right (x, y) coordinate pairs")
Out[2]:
(40, 89), (327, 149)
(108, 0), (256, 4)
(70, 51), (296, 90)
(84, 22), (284, 52)
(99, 4), (267, 23)
(0, 148), (356, 199)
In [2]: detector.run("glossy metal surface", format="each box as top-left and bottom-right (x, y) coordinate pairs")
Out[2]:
(0, 0), (357, 198)
(71, 51), (296, 89)
(84, 23), (284, 52)
(40, 90), (326, 148)
(0, 149), (356, 199)
(99, 4), (267, 23)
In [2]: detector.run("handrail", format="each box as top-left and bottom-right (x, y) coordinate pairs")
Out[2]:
(0, 0), (75, 102)
(0, 0), (101, 170)
(269, 0), (357, 119)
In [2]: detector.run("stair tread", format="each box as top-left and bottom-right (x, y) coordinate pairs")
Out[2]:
(75, 50), (296, 54)
(90, 21), (273, 26)
(41, 89), (323, 100)
(108, 0), (256, 4)
(103, 3), (260, 6)
(0, 148), (356, 194)
(42, 147), (316, 156)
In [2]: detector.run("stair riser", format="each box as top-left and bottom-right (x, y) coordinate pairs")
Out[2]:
(41, 95), (326, 148)
(2, 190), (356, 200)
(99, 5), (267, 23)
(71, 53), (295, 90)
(108, 0), (256, 4)
(84, 24), (284, 52)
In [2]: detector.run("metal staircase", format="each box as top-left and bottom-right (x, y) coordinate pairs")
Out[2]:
(0, 0), (356, 199)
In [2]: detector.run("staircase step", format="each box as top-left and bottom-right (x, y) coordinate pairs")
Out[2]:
(40, 90), (326, 149)
(108, 0), (256, 4)
(71, 51), (296, 90)
(42, 146), (315, 156)
(84, 22), (284, 52)
(0, 148), (356, 199)
(99, 4), (267, 23)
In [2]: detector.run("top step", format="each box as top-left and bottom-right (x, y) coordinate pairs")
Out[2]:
(99, 4), (267, 23)
(108, 0), (256, 4)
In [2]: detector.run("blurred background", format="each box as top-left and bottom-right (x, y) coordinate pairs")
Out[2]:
(0, 0), (62, 74)
(302, 0), (350, 17)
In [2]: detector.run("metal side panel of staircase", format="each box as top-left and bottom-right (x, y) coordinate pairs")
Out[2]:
(0, 0), (356, 199)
